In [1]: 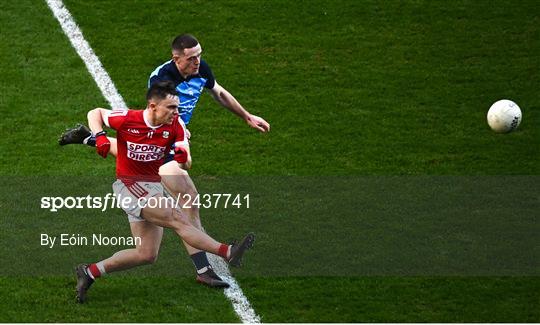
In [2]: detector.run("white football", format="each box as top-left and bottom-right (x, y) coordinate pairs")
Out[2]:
(487, 99), (522, 133)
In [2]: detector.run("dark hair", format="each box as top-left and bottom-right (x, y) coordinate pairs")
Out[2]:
(171, 34), (199, 52)
(146, 80), (177, 101)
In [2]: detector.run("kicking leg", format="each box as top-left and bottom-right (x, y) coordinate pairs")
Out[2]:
(160, 161), (202, 253)
(140, 195), (254, 266)
(141, 200), (221, 254)
(159, 162), (229, 287)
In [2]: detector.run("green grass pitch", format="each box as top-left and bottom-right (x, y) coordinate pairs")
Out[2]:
(0, 0), (538, 322)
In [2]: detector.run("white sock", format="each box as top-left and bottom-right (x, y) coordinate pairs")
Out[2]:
(96, 261), (107, 276)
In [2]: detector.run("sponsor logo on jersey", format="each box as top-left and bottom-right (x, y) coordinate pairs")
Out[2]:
(126, 141), (166, 162)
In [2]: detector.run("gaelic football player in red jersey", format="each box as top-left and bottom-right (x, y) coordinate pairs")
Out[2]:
(75, 81), (254, 303)
(61, 35), (270, 288)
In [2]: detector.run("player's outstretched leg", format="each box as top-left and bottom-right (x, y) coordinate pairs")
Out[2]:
(140, 204), (255, 268)
(75, 263), (94, 303)
(59, 123), (91, 146)
(160, 162), (230, 288)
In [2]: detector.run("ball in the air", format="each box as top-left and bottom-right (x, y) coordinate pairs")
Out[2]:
(487, 99), (522, 133)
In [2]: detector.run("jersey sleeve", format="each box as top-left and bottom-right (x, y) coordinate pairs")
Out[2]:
(148, 61), (175, 88)
(105, 109), (129, 130)
(148, 72), (170, 88)
(199, 60), (216, 89)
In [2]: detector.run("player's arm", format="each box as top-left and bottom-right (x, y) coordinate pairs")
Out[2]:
(87, 108), (114, 158)
(207, 81), (270, 133)
(175, 142), (192, 170)
(87, 108), (111, 134)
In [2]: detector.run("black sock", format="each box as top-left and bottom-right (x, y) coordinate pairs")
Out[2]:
(86, 135), (96, 147)
(190, 251), (211, 273)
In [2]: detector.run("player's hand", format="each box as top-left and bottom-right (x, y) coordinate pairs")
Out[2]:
(185, 128), (191, 140)
(246, 114), (270, 133)
(95, 132), (110, 158)
(174, 146), (188, 163)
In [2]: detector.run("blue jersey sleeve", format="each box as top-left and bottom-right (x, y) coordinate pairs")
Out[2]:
(148, 60), (178, 88)
(199, 60), (215, 89)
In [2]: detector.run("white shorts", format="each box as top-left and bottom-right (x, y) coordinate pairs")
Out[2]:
(112, 180), (164, 223)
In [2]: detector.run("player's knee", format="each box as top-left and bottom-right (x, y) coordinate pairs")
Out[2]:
(170, 210), (191, 232)
(138, 252), (158, 265)
(158, 207), (176, 224)
(160, 208), (183, 230)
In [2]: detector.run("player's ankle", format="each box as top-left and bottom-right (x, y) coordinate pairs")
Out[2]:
(218, 244), (231, 259)
(87, 262), (106, 279)
(190, 251), (212, 274)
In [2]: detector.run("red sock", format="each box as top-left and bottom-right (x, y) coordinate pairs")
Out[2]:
(218, 244), (230, 259)
(87, 263), (101, 279)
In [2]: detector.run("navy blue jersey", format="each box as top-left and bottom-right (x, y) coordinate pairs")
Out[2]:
(148, 59), (215, 124)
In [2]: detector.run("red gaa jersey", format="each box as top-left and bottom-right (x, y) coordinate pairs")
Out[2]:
(105, 109), (187, 181)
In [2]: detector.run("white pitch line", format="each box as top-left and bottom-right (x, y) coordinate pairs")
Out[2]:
(209, 254), (261, 323)
(45, 0), (260, 322)
(45, 0), (127, 110)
